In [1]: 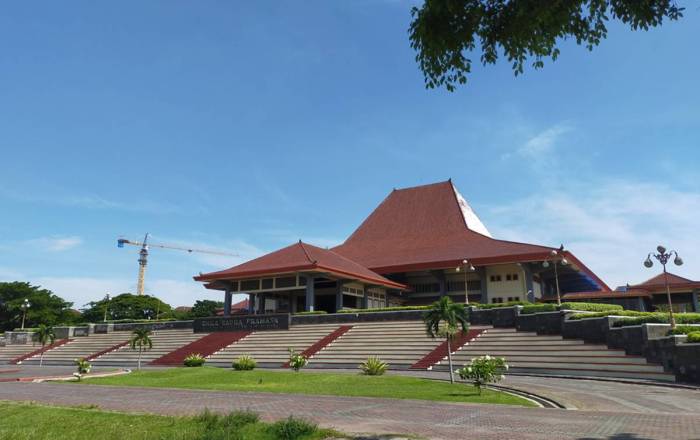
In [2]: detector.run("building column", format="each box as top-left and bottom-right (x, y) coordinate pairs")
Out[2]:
(335, 281), (344, 312)
(477, 267), (488, 304)
(522, 264), (535, 302)
(247, 293), (255, 314)
(223, 288), (232, 317)
(692, 289), (700, 313)
(305, 276), (315, 312)
(431, 270), (447, 297)
(362, 286), (369, 309)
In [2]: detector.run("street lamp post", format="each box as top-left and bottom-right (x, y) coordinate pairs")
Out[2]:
(20, 299), (31, 330)
(103, 293), (111, 323)
(455, 259), (475, 305)
(542, 247), (568, 306)
(644, 245), (683, 329)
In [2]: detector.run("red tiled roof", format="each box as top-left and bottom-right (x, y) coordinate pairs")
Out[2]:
(195, 241), (406, 290)
(635, 272), (696, 287)
(215, 298), (249, 316)
(332, 181), (609, 290)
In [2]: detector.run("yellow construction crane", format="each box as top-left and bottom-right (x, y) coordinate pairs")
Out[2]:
(117, 233), (239, 295)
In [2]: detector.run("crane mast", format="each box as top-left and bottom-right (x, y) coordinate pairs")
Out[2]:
(118, 233), (238, 296)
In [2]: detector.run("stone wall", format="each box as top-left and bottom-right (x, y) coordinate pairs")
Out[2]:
(562, 316), (622, 343)
(291, 310), (426, 325)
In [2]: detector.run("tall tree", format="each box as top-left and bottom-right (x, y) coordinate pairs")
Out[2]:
(0, 282), (76, 331)
(81, 293), (172, 323)
(409, 1), (684, 91)
(424, 296), (469, 384)
(129, 328), (153, 370)
(190, 300), (224, 318)
(33, 324), (56, 367)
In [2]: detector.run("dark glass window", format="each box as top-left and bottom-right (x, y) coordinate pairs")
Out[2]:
(276, 276), (297, 288)
(240, 279), (260, 291)
(261, 278), (273, 289)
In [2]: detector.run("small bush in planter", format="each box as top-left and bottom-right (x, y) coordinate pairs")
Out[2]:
(359, 356), (388, 376)
(287, 348), (308, 372)
(456, 355), (508, 395)
(687, 332), (700, 343)
(183, 353), (206, 367)
(73, 357), (91, 381)
(232, 354), (257, 371)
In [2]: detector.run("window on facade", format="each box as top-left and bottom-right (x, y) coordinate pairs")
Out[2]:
(275, 277), (296, 288)
(492, 297), (504, 304)
(261, 278), (273, 289)
(240, 279), (260, 291)
(512, 273), (519, 281)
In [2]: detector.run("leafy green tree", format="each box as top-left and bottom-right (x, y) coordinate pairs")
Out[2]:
(424, 296), (469, 384)
(409, 0), (684, 91)
(0, 282), (76, 331)
(190, 300), (224, 318)
(129, 328), (153, 370)
(81, 293), (172, 323)
(33, 324), (56, 367)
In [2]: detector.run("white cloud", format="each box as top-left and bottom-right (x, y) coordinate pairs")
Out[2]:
(485, 179), (700, 289)
(518, 123), (573, 158)
(26, 235), (83, 252)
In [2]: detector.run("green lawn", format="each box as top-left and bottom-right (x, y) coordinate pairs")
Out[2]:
(0, 401), (336, 440)
(81, 367), (535, 407)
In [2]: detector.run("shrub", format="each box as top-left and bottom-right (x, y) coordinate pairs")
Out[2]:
(270, 416), (318, 440)
(456, 355), (508, 395)
(612, 313), (700, 327)
(287, 348), (308, 372)
(359, 356), (389, 375)
(687, 332), (700, 343)
(668, 325), (700, 336)
(73, 357), (91, 381)
(560, 302), (623, 313)
(183, 353), (206, 367)
(337, 305), (431, 313)
(475, 301), (531, 310)
(520, 304), (557, 314)
(292, 311), (327, 315)
(232, 355), (257, 371)
(569, 310), (654, 320)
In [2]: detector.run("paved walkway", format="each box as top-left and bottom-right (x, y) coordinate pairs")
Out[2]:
(1, 382), (699, 439)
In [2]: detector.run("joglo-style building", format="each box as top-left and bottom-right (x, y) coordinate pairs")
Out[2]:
(194, 180), (620, 316)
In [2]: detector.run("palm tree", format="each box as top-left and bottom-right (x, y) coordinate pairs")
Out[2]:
(424, 296), (469, 384)
(129, 328), (153, 370)
(33, 324), (56, 367)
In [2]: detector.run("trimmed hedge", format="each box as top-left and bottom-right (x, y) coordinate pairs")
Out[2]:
(293, 311), (327, 315)
(668, 325), (700, 336)
(568, 310), (651, 320)
(687, 332), (700, 343)
(474, 301), (531, 310)
(612, 313), (700, 327)
(560, 302), (622, 313)
(520, 304), (557, 314)
(337, 306), (431, 314)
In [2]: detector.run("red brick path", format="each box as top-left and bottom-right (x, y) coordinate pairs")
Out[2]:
(150, 331), (251, 365)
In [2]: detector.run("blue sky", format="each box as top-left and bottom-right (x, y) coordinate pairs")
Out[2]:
(1, 1), (698, 308)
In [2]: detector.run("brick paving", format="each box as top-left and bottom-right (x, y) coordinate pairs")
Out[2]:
(1, 382), (699, 439)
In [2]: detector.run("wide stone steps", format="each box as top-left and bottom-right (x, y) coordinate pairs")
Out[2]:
(310, 321), (442, 369)
(0, 343), (38, 364)
(437, 328), (675, 382)
(207, 324), (339, 366)
(92, 330), (207, 366)
(22, 333), (130, 365)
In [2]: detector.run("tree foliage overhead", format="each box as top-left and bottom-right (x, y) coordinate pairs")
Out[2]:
(81, 293), (172, 322)
(0, 282), (76, 331)
(409, 0), (684, 91)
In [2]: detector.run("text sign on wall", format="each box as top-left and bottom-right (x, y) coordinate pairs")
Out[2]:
(193, 314), (290, 333)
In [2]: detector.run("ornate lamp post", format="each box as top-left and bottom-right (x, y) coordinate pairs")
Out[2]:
(542, 247), (568, 306)
(103, 293), (111, 322)
(455, 259), (475, 305)
(20, 298), (31, 330)
(644, 245), (683, 329)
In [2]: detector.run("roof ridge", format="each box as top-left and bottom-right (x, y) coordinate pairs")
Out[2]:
(298, 240), (316, 265)
(637, 272), (695, 286)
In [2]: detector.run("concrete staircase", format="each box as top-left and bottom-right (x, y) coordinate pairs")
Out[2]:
(0, 342), (38, 364)
(207, 324), (340, 367)
(309, 321), (444, 369)
(21, 332), (129, 365)
(439, 327), (675, 382)
(91, 329), (207, 367)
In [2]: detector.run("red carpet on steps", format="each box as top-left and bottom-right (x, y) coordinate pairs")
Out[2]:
(410, 328), (485, 370)
(11, 339), (71, 364)
(150, 331), (251, 366)
(282, 325), (353, 367)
